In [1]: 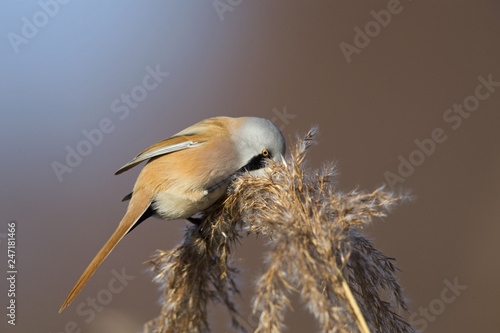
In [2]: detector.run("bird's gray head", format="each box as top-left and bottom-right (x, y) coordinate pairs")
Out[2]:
(234, 117), (286, 176)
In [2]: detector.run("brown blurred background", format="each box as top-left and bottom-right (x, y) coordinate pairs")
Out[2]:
(1, 1), (499, 332)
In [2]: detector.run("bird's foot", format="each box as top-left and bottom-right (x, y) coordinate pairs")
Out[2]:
(186, 215), (203, 225)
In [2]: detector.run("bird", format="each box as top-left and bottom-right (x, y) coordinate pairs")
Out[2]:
(59, 116), (286, 312)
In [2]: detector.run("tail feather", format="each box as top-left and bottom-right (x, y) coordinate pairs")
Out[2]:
(59, 190), (151, 313)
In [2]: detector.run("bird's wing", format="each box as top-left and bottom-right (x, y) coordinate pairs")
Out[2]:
(115, 117), (233, 175)
(121, 192), (133, 202)
(115, 135), (205, 175)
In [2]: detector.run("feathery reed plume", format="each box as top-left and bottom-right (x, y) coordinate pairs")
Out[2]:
(143, 128), (415, 333)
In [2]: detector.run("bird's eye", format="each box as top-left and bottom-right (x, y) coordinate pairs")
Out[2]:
(262, 149), (269, 157)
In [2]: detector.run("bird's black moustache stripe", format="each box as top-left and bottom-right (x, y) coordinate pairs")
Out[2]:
(240, 153), (268, 173)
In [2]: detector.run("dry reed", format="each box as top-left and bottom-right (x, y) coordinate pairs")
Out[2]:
(143, 128), (415, 333)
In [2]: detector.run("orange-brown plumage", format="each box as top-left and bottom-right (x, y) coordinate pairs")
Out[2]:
(59, 190), (151, 312)
(59, 116), (285, 313)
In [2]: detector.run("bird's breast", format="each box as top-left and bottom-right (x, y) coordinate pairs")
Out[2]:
(134, 135), (239, 220)
(152, 182), (228, 220)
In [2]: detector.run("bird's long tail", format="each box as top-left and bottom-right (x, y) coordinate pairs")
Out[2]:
(59, 190), (152, 313)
